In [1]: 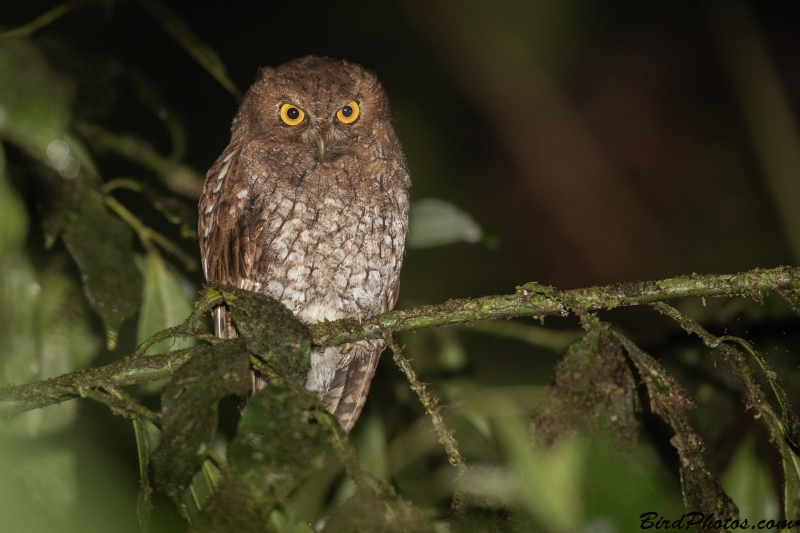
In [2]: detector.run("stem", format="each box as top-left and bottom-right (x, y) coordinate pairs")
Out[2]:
(0, 347), (199, 417)
(386, 335), (466, 474)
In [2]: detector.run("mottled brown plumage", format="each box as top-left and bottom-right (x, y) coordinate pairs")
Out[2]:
(198, 56), (410, 432)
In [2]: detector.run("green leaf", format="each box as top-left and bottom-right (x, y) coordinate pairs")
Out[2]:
(0, 439), (78, 524)
(151, 339), (250, 511)
(0, 253), (99, 436)
(531, 327), (639, 449)
(779, 435), (800, 523)
(355, 412), (389, 483)
(217, 284), (312, 382)
(407, 198), (483, 249)
(62, 188), (142, 349)
(138, 250), (196, 355)
(228, 384), (330, 501)
(723, 433), (778, 521)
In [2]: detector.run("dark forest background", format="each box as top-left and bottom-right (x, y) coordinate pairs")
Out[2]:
(2, 1), (800, 531)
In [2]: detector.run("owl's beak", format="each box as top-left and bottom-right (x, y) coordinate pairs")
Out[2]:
(316, 138), (326, 159)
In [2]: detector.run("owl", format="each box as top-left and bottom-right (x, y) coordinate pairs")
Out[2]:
(198, 56), (410, 432)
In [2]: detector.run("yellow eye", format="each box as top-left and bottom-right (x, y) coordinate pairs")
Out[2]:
(336, 101), (360, 124)
(279, 103), (305, 126)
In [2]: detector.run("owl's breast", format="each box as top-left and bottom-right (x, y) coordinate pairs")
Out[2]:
(250, 162), (409, 325)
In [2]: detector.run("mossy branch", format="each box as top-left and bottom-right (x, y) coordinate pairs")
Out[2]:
(308, 265), (800, 346)
(1, 265), (798, 419)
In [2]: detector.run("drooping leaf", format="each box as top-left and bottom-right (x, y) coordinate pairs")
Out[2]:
(61, 188), (142, 349)
(615, 331), (740, 519)
(228, 384), (330, 503)
(138, 250), (196, 355)
(189, 384), (334, 531)
(723, 433), (778, 522)
(531, 327), (639, 449)
(216, 284), (312, 382)
(407, 198), (483, 249)
(151, 339), (250, 510)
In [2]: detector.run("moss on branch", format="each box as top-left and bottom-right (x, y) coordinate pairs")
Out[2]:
(1, 265), (798, 419)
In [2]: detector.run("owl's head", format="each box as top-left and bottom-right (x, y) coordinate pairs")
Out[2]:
(233, 56), (394, 161)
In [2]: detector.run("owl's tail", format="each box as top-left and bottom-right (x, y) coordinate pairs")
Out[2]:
(212, 304), (238, 340)
(322, 339), (384, 433)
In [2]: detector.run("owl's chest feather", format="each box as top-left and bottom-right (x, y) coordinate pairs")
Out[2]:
(246, 169), (408, 324)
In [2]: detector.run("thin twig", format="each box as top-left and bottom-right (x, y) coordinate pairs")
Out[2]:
(385, 333), (466, 475)
(80, 386), (162, 424)
(650, 302), (789, 443)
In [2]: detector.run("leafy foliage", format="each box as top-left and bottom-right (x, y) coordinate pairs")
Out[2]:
(2, 4), (800, 533)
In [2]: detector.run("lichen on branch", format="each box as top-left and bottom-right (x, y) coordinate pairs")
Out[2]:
(0, 265), (798, 419)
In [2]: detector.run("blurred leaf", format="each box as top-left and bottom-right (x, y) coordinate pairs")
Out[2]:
(1, 253), (99, 436)
(0, 144), (28, 256)
(138, 250), (196, 355)
(151, 339), (250, 512)
(581, 440), (684, 531)
(62, 189), (142, 349)
(355, 411), (390, 482)
(322, 484), (437, 533)
(779, 435), (800, 523)
(0, 38), (98, 179)
(498, 414), (583, 531)
(136, 0), (241, 101)
(7, 445), (78, 521)
(722, 433), (778, 521)
(35, 165), (85, 248)
(228, 384), (329, 503)
(269, 511), (316, 533)
(407, 198), (483, 249)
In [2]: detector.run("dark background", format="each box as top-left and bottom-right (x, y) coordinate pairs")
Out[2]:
(2, 0), (800, 531)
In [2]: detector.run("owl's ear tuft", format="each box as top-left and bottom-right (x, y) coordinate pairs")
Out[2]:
(255, 66), (275, 83)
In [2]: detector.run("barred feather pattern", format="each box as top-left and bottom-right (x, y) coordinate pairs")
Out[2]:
(198, 56), (410, 432)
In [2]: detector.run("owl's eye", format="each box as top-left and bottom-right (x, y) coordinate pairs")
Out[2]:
(336, 101), (360, 124)
(279, 103), (305, 126)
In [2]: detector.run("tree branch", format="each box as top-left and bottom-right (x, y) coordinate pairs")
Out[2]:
(0, 347), (199, 417)
(308, 265), (800, 345)
(1, 265), (798, 419)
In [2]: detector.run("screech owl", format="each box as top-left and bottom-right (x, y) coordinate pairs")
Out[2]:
(198, 56), (410, 432)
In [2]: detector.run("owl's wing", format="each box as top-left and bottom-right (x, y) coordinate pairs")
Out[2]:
(323, 280), (401, 432)
(199, 146), (268, 339)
